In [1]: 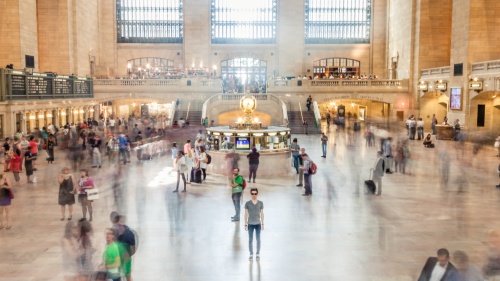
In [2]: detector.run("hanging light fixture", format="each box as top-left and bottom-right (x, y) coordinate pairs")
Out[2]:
(79, 109), (84, 114)
(61, 111), (66, 116)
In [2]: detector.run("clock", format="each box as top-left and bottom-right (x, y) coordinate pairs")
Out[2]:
(240, 95), (257, 113)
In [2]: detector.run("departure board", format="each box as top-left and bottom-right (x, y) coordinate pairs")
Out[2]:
(11, 75), (26, 95)
(74, 80), (91, 95)
(54, 78), (73, 95)
(28, 76), (52, 95)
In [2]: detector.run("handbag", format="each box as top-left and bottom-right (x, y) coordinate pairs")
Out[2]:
(495, 141), (500, 148)
(86, 187), (99, 200)
(8, 189), (14, 199)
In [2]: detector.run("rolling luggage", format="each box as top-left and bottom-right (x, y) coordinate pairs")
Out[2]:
(364, 168), (376, 194)
(190, 168), (202, 183)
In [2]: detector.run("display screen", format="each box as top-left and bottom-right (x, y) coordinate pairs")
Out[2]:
(236, 137), (250, 150)
(450, 88), (461, 110)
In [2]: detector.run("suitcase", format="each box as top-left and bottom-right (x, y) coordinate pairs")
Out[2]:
(364, 168), (376, 194)
(190, 168), (202, 183)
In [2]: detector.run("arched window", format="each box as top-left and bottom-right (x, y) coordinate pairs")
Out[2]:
(305, 0), (371, 44)
(127, 57), (175, 78)
(211, 0), (277, 44)
(220, 58), (267, 93)
(116, 0), (183, 43)
(313, 58), (360, 78)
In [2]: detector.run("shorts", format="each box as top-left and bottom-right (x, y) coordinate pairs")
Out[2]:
(123, 258), (132, 275)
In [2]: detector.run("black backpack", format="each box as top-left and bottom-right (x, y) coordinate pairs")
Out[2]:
(206, 153), (212, 164)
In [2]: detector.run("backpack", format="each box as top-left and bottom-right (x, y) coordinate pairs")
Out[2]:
(308, 162), (318, 175)
(120, 225), (139, 256)
(242, 178), (247, 190)
(206, 153), (212, 164)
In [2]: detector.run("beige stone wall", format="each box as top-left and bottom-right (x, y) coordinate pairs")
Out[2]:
(388, 0), (413, 79)
(468, 0), (500, 63)
(371, 0), (388, 77)
(19, 0), (38, 70)
(97, 0), (116, 76)
(74, 0), (99, 76)
(183, 0), (211, 75)
(0, 0), (22, 69)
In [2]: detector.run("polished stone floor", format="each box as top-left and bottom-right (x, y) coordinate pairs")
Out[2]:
(0, 127), (499, 281)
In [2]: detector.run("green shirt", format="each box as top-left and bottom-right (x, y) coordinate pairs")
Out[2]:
(103, 242), (125, 274)
(232, 175), (243, 193)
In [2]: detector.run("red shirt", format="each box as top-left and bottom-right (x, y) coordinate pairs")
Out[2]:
(29, 141), (38, 154)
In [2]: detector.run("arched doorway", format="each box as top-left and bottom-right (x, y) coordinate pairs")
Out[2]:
(220, 58), (267, 93)
(420, 91), (448, 126)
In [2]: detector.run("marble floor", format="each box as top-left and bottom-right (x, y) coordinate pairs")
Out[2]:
(0, 127), (499, 281)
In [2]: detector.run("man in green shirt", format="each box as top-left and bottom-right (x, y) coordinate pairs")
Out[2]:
(230, 168), (244, 221)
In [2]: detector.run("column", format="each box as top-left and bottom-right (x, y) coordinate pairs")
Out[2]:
(21, 111), (27, 134)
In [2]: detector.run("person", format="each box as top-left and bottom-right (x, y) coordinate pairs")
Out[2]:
(418, 248), (458, 281)
(109, 117), (116, 133)
(110, 212), (136, 281)
(383, 137), (393, 174)
(0, 174), (13, 229)
(442, 117), (449, 125)
(495, 136), (500, 157)
(296, 148), (306, 187)
(303, 120), (309, 135)
(29, 136), (40, 170)
(47, 134), (56, 164)
(409, 117), (417, 140)
(171, 142), (178, 169)
(453, 119), (461, 141)
(203, 117), (209, 128)
(76, 219), (94, 281)
(452, 250), (483, 281)
(132, 124), (139, 140)
(320, 132), (328, 158)
(183, 139), (191, 154)
(306, 95), (312, 111)
(58, 167), (76, 221)
(196, 129), (205, 143)
(8, 149), (21, 186)
(417, 117), (424, 140)
(230, 168), (244, 221)
(373, 151), (385, 196)
(77, 169), (95, 221)
(432, 114), (438, 135)
(247, 147), (260, 183)
(91, 135), (102, 168)
(406, 117), (411, 135)
(3, 137), (11, 172)
(117, 134), (128, 165)
(300, 153), (313, 196)
(291, 138), (301, 174)
(100, 228), (124, 281)
(61, 221), (79, 281)
(244, 188), (264, 261)
(198, 146), (208, 181)
(24, 146), (36, 183)
(497, 163), (500, 188)
(185, 147), (195, 184)
(483, 230), (500, 279)
(423, 134), (434, 148)
(173, 151), (188, 193)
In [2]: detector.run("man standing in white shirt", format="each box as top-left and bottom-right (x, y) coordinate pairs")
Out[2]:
(417, 117), (425, 140)
(418, 248), (458, 281)
(109, 118), (116, 133)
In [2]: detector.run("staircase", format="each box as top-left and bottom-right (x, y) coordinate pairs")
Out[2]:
(287, 110), (321, 134)
(175, 110), (203, 126)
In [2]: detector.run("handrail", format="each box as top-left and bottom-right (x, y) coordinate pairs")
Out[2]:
(312, 101), (321, 128)
(471, 59), (500, 72)
(298, 103), (304, 124)
(186, 101), (191, 121)
(166, 101), (176, 126)
(420, 66), (450, 77)
(201, 93), (288, 125)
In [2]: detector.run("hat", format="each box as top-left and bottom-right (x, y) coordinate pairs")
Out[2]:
(252, 147), (257, 152)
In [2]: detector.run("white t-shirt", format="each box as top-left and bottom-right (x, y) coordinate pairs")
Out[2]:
(109, 119), (116, 126)
(429, 262), (447, 281)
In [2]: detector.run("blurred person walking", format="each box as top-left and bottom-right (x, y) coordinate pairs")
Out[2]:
(484, 230), (500, 280)
(76, 219), (94, 281)
(247, 147), (260, 183)
(24, 146), (36, 183)
(61, 221), (79, 281)
(77, 169), (95, 221)
(291, 138), (301, 174)
(452, 250), (483, 281)
(383, 137), (394, 174)
(495, 136), (500, 157)
(29, 136), (40, 170)
(230, 168), (244, 221)
(3, 137), (11, 172)
(296, 148), (306, 187)
(373, 151), (385, 196)
(198, 146), (208, 181)
(183, 139), (191, 154)
(244, 188), (264, 261)
(0, 174), (13, 229)
(110, 211), (136, 281)
(300, 153), (313, 196)
(432, 114), (438, 135)
(418, 248), (458, 281)
(58, 167), (76, 221)
(185, 148), (195, 183)
(173, 151), (188, 193)
(9, 149), (22, 186)
(91, 135), (102, 168)
(46, 134), (56, 164)
(497, 163), (500, 188)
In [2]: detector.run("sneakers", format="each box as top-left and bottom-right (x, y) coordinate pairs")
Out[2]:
(256, 254), (260, 261)
(249, 255), (253, 261)
(296, 184), (303, 187)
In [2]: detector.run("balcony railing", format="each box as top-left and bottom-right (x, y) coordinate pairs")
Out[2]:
(267, 78), (408, 93)
(420, 66), (450, 77)
(94, 78), (223, 93)
(471, 59), (500, 72)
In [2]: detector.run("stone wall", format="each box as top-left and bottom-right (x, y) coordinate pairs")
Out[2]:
(388, 0), (413, 80)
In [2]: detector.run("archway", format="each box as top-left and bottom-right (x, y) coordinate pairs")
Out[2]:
(420, 91), (448, 126)
(470, 91), (500, 132)
(220, 58), (267, 93)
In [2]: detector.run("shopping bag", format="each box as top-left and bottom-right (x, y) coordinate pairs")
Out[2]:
(86, 188), (99, 200)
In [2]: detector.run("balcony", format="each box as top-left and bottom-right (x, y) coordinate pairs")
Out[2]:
(266, 79), (409, 93)
(94, 78), (223, 94)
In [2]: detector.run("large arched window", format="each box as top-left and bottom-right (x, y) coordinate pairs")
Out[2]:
(313, 58), (360, 78)
(116, 0), (183, 43)
(127, 57), (175, 78)
(305, 0), (371, 44)
(211, 0), (277, 44)
(220, 58), (267, 93)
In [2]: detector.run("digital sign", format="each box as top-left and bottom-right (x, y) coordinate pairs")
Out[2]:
(235, 137), (250, 150)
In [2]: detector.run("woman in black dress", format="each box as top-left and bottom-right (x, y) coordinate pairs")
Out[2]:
(46, 135), (56, 164)
(58, 167), (76, 221)
(24, 146), (36, 183)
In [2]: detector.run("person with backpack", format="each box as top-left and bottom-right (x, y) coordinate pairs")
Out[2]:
(110, 211), (136, 281)
(373, 151), (385, 196)
(300, 153), (314, 196)
(198, 146), (208, 182)
(230, 168), (245, 221)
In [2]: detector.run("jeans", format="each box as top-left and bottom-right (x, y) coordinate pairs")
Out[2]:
(249, 164), (258, 182)
(248, 224), (261, 255)
(304, 174), (312, 195)
(176, 171), (186, 191)
(417, 128), (424, 140)
(232, 193), (241, 219)
(293, 155), (300, 173)
(118, 148), (127, 164)
(322, 143), (327, 157)
(298, 168), (304, 185)
(92, 149), (101, 166)
(201, 168), (206, 180)
(410, 127), (416, 140)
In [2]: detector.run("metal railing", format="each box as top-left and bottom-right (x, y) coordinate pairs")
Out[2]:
(270, 79), (405, 88)
(312, 101), (321, 128)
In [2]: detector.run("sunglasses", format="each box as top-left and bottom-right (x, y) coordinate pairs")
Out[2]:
(251, 193), (257, 195)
